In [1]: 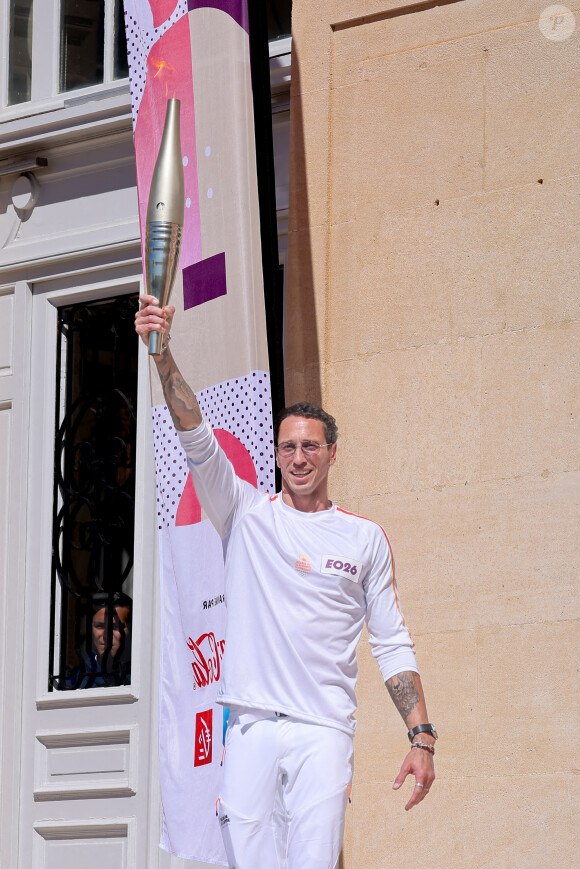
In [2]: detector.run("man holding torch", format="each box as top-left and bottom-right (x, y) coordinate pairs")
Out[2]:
(136, 299), (436, 868)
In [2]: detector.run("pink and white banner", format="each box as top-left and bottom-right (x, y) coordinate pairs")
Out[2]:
(123, 1), (274, 862)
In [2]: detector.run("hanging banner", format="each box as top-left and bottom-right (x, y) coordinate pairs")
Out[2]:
(123, 1), (274, 862)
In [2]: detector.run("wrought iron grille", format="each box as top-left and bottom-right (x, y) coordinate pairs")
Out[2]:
(49, 293), (138, 690)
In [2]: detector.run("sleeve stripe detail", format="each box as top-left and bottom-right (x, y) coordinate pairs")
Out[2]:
(336, 506), (408, 630)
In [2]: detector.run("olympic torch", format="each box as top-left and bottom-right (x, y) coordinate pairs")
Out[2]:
(146, 98), (185, 355)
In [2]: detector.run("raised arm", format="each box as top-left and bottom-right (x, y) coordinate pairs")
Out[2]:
(136, 294), (261, 538)
(386, 670), (436, 810)
(135, 294), (202, 432)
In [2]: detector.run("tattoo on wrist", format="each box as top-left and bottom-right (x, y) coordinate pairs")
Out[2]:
(386, 672), (420, 721)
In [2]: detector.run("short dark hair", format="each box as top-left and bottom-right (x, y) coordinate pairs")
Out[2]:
(274, 402), (338, 445)
(91, 592), (133, 623)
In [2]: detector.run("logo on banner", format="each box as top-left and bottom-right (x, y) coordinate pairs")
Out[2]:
(203, 594), (225, 610)
(187, 632), (226, 690)
(195, 709), (213, 766)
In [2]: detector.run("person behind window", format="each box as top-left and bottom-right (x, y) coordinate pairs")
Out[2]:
(67, 592), (132, 688)
(91, 592), (132, 682)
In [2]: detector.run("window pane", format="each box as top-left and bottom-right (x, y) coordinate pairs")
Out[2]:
(267, 0), (292, 41)
(60, 0), (104, 92)
(114, 0), (128, 79)
(8, 0), (33, 104)
(49, 294), (138, 690)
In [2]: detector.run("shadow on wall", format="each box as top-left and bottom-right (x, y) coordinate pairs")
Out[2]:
(285, 41), (322, 407)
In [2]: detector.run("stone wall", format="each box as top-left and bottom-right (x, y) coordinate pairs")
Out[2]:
(286, 2), (579, 865)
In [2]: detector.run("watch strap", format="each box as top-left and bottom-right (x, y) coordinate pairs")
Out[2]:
(407, 723), (438, 742)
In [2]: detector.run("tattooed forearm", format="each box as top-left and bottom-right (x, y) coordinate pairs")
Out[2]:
(155, 349), (202, 432)
(386, 671), (420, 724)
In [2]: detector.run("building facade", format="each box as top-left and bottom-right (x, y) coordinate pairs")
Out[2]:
(1, 1), (578, 868)
(286, 1), (579, 867)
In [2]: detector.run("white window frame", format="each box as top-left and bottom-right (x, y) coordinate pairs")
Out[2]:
(0, 0), (129, 122)
(29, 273), (153, 711)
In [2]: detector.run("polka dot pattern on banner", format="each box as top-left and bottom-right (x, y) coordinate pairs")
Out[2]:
(123, 1), (188, 127)
(152, 371), (275, 530)
(152, 405), (189, 531)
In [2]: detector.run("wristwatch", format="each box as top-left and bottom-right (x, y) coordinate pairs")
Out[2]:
(407, 723), (438, 743)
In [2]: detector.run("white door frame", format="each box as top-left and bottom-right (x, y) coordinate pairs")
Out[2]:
(17, 266), (161, 869)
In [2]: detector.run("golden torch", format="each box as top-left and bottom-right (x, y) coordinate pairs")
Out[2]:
(146, 98), (185, 355)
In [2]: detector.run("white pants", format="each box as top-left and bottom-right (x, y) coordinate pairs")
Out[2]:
(218, 713), (354, 869)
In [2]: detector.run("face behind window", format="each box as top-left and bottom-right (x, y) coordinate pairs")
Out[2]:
(92, 605), (131, 662)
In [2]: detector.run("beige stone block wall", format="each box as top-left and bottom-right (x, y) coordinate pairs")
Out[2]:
(287, 1), (579, 866)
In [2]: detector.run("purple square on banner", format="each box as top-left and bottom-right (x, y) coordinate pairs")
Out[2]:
(187, 1), (249, 34)
(183, 252), (227, 310)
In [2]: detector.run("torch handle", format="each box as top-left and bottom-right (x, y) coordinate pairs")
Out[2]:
(146, 221), (182, 356)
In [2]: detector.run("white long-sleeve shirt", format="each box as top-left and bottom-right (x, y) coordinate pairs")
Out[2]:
(178, 422), (418, 735)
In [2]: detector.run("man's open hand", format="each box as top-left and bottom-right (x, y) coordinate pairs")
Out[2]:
(392, 746), (435, 811)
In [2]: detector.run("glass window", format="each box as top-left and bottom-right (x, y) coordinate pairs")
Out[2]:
(114, 0), (128, 79)
(267, 0), (292, 41)
(49, 293), (138, 690)
(60, 0), (104, 91)
(8, 0), (33, 104)
(60, 0), (128, 93)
